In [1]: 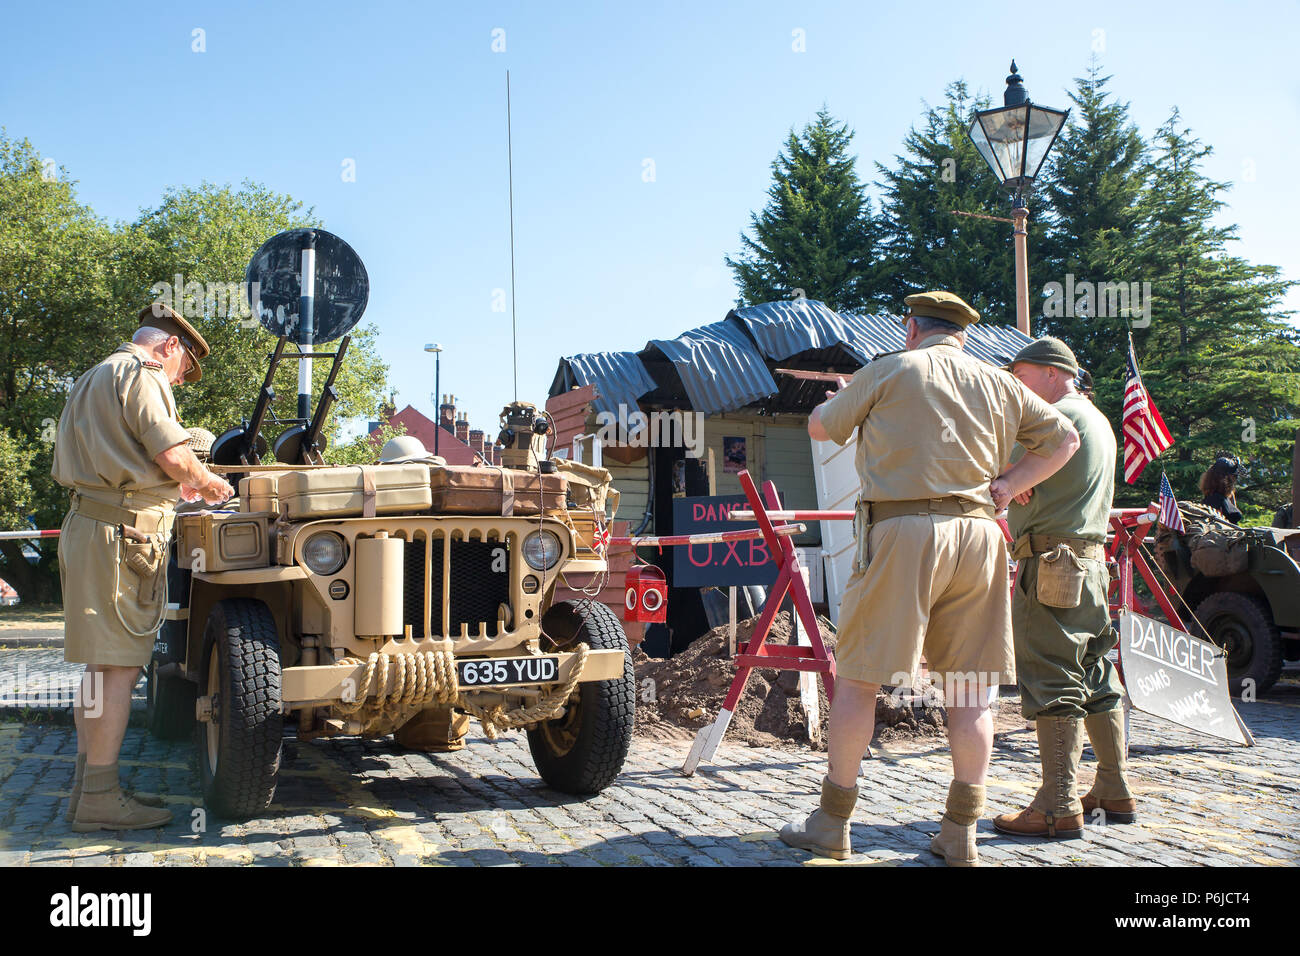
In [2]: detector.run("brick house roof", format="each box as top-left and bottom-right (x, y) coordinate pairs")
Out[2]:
(369, 404), (497, 466)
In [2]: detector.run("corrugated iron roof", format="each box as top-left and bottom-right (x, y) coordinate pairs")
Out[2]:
(641, 318), (777, 416)
(549, 351), (657, 418)
(549, 299), (1035, 417)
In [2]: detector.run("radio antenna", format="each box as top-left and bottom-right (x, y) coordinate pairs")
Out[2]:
(507, 70), (518, 402)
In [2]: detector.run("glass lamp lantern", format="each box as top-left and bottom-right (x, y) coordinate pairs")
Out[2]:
(967, 62), (1068, 201)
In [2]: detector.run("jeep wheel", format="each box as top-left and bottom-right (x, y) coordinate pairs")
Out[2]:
(527, 600), (634, 794)
(195, 598), (283, 819)
(145, 660), (196, 741)
(1193, 591), (1283, 697)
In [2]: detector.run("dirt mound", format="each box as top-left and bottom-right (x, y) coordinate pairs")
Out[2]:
(632, 610), (948, 750)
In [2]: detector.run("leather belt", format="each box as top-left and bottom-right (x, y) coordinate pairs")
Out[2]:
(69, 486), (174, 534)
(860, 496), (997, 523)
(1011, 533), (1105, 562)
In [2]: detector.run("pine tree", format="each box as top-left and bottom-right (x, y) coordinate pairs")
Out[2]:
(1036, 60), (1148, 371)
(726, 109), (880, 312)
(1102, 111), (1300, 515)
(873, 81), (1031, 322)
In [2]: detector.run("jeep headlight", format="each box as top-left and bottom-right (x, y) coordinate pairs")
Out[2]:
(522, 530), (562, 571)
(302, 532), (347, 575)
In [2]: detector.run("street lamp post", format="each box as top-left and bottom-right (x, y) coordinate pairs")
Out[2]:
(966, 62), (1069, 336)
(424, 343), (443, 456)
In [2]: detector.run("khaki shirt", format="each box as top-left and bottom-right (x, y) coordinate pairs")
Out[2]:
(51, 343), (190, 495)
(819, 334), (1074, 509)
(1007, 393), (1117, 543)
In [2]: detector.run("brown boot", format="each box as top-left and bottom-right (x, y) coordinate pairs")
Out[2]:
(1081, 708), (1138, 823)
(779, 776), (857, 860)
(993, 715), (1085, 839)
(71, 762), (173, 832)
(65, 753), (86, 823)
(395, 708), (470, 752)
(929, 781), (985, 866)
(66, 753), (165, 822)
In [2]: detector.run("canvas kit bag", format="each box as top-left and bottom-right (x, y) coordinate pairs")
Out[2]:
(275, 463), (433, 520)
(428, 465), (566, 516)
(1156, 502), (1250, 578)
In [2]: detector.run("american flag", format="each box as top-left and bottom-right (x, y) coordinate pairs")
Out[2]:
(1158, 471), (1186, 533)
(1122, 336), (1174, 483)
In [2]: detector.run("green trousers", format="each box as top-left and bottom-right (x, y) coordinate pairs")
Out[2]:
(1012, 556), (1125, 720)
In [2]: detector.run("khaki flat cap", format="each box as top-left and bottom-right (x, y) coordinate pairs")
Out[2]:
(138, 303), (210, 383)
(902, 290), (981, 328)
(1007, 336), (1079, 377)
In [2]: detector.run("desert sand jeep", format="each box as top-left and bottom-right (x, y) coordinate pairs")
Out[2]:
(145, 401), (633, 820)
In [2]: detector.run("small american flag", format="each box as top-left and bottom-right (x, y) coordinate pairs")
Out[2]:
(1122, 336), (1174, 483)
(1158, 471), (1186, 533)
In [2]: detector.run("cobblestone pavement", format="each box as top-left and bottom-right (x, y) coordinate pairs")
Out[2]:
(1, 645), (1297, 867)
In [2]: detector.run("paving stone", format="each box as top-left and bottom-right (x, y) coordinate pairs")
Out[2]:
(5, 653), (1298, 867)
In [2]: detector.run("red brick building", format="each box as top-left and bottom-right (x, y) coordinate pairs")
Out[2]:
(369, 395), (499, 465)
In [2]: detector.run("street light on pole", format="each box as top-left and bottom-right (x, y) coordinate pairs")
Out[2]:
(966, 62), (1069, 336)
(424, 343), (443, 456)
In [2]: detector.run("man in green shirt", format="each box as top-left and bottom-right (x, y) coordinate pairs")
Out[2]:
(993, 338), (1137, 839)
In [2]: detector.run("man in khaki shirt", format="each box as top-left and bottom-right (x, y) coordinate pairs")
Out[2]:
(779, 291), (1081, 866)
(52, 303), (233, 832)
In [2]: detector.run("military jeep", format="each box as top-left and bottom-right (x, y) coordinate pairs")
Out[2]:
(146, 400), (634, 820)
(1155, 503), (1300, 697)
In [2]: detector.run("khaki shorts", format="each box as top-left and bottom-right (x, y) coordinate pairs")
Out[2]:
(60, 510), (171, 668)
(836, 513), (1014, 690)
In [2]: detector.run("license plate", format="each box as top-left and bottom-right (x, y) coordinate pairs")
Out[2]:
(457, 655), (560, 688)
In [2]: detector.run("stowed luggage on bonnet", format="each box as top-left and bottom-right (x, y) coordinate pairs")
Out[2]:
(236, 462), (566, 519)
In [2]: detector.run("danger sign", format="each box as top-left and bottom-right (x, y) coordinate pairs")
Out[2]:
(672, 495), (779, 588)
(1118, 610), (1253, 746)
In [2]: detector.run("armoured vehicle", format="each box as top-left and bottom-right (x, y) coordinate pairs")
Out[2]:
(1154, 503), (1300, 696)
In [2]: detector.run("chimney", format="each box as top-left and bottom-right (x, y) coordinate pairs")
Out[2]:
(469, 428), (485, 461)
(439, 393), (455, 431)
(455, 413), (469, 446)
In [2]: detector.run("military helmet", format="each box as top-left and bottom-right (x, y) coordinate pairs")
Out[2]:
(379, 435), (445, 465)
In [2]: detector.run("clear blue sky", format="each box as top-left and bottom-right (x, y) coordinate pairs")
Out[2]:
(3, 0), (1297, 436)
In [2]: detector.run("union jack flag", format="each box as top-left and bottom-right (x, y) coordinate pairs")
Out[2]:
(1158, 471), (1186, 533)
(1122, 336), (1174, 483)
(591, 521), (611, 555)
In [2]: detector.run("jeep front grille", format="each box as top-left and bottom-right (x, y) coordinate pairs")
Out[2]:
(401, 532), (511, 640)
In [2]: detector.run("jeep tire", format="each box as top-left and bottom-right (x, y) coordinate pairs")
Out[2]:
(1193, 591), (1283, 697)
(527, 600), (634, 794)
(196, 598), (283, 819)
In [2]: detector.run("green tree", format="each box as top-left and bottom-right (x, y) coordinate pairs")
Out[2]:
(0, 136), (393, 602)
(0, 133), (120, 601)
(1098, 111), (1300, 512)
(726, 108), (881, 312)
(874, 81), (1031, 321)
(1036, 61), (1149, 371)
(122, 182), (391, 449)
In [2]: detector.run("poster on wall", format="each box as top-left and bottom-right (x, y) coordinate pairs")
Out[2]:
(723, 436), (746, 474)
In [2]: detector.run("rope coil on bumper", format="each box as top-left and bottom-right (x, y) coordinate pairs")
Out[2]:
(334, 643), (591, 740)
